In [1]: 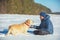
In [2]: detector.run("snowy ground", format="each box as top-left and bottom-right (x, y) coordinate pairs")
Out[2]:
(0, 14), (60, 40)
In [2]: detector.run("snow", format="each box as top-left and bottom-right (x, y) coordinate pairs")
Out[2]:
(0, 14), (60, 40)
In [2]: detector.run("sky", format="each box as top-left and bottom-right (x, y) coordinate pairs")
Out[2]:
(34, 0), (60, 12)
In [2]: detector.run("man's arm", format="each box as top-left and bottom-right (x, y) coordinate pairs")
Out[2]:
(30, 25), (41, 29)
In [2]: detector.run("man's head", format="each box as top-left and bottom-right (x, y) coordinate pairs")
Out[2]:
(39, 12), (47, 20)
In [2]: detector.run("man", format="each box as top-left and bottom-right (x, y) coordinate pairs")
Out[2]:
(32, 12), (53, 35)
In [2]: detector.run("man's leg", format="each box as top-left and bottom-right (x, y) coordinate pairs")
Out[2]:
(33, 29), (42, 35)
(33, 29), (49, 35)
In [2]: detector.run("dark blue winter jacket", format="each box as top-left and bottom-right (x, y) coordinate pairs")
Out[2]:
(36, 15), (53, 34)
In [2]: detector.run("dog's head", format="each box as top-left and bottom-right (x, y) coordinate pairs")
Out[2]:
(25, 19), (33, 27)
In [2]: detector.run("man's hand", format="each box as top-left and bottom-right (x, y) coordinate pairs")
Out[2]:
(30, 25), (38, 29)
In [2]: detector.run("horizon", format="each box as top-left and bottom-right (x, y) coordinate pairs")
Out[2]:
(34, 0), (60, 12)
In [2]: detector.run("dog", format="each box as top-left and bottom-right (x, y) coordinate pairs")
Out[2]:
(6, 19), (33, 36)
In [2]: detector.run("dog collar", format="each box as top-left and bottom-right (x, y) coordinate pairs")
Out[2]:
(25, 23), (30, 26)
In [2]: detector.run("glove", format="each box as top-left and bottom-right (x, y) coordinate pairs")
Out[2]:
(30, 25), (37, 29)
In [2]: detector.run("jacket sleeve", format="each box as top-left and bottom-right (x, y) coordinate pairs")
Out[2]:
(35, 26), (40, 29)
(35, 23), (42, 29)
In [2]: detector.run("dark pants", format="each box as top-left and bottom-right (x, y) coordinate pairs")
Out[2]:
(33, 29), (50, 35)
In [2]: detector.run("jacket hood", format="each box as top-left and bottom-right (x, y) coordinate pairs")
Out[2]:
(44, 15), (50, 20)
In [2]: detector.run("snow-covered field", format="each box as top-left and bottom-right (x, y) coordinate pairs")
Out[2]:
(0, 14), (60, 40)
